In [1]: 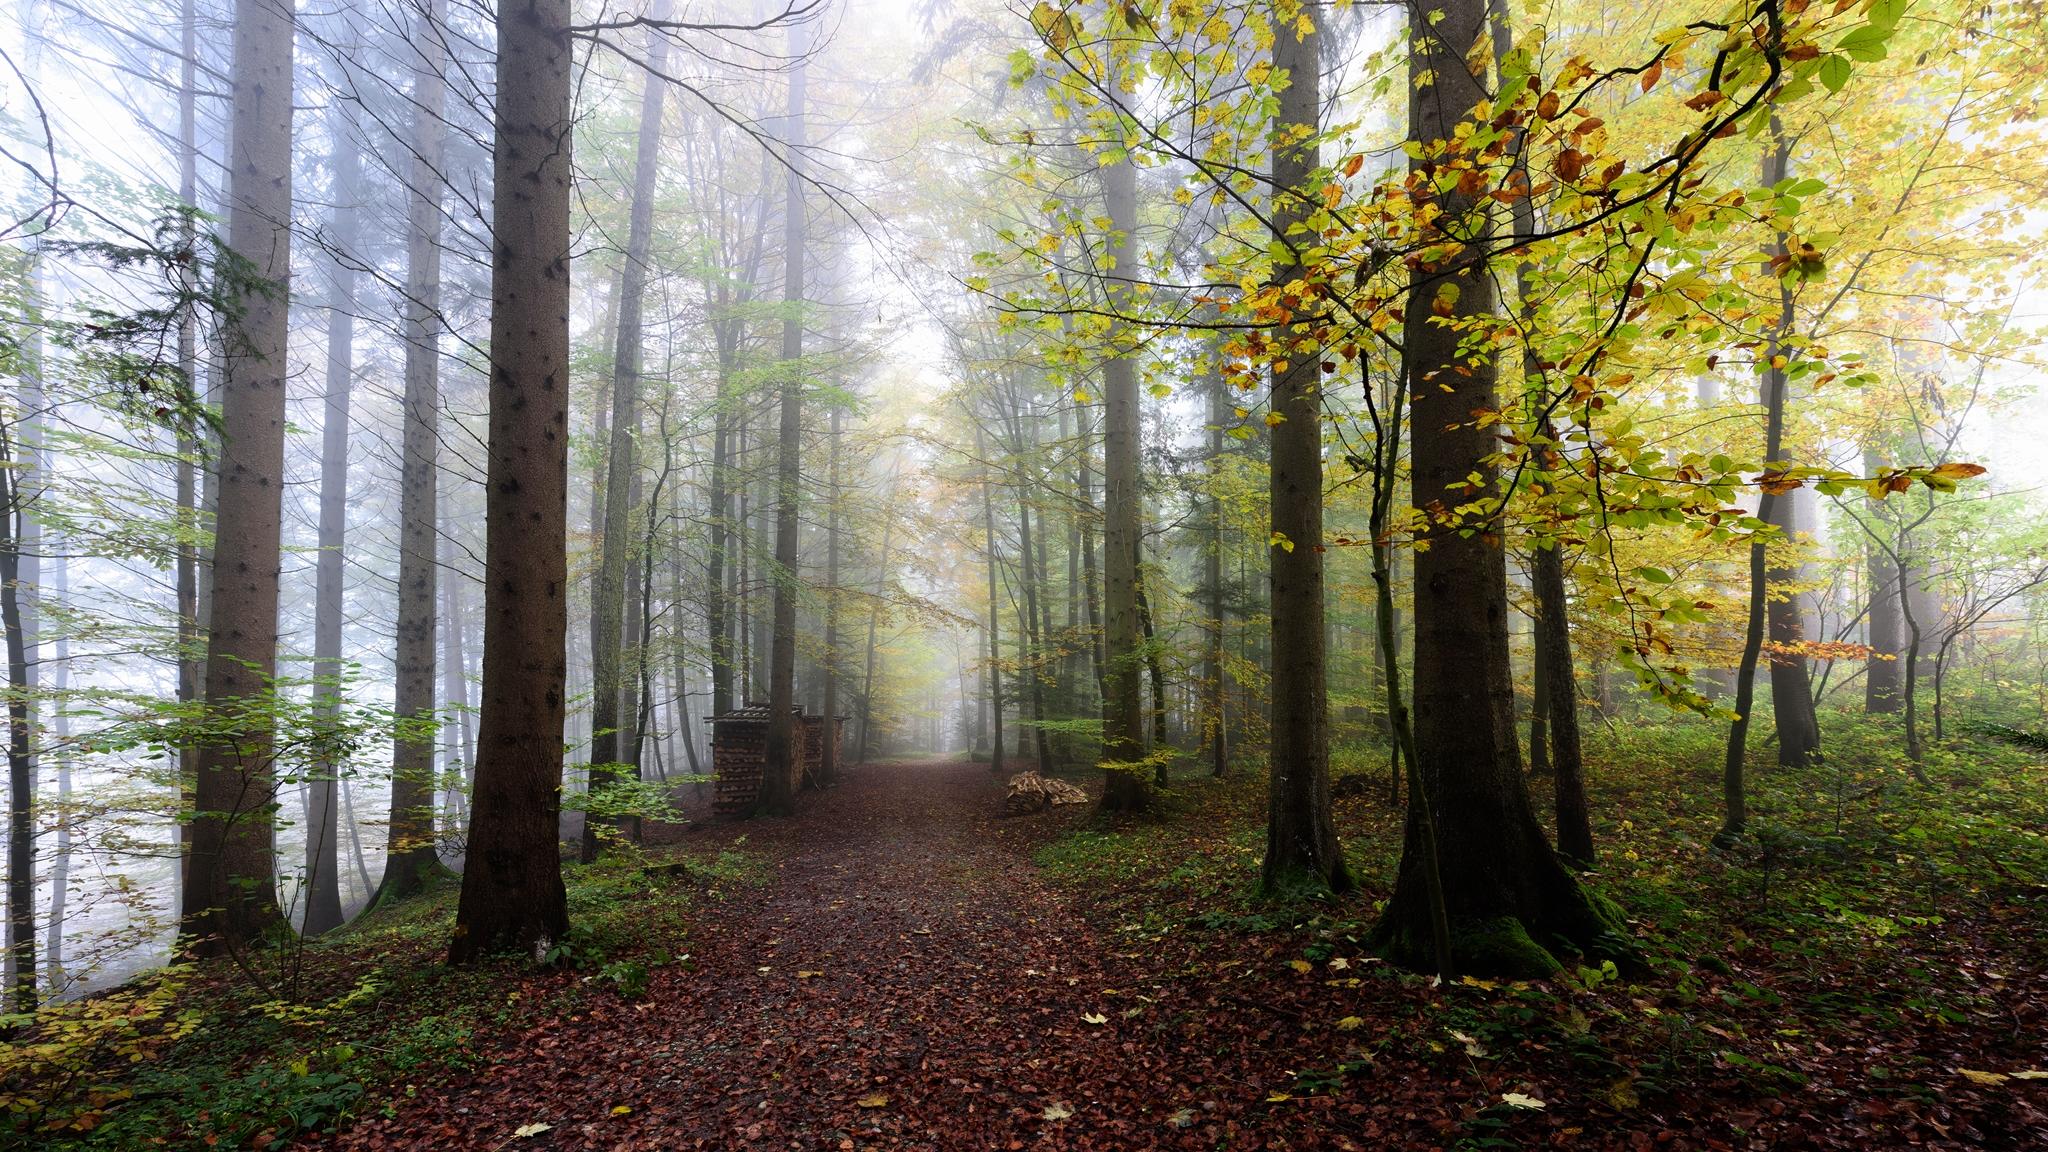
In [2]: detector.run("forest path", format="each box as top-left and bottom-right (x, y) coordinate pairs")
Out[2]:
(333, 759), (1225, 1151)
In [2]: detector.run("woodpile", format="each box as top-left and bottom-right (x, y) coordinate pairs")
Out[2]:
(1003, 771), (1089, 816)
(714, 707), (846, 813)
(711, 704), (774, 815)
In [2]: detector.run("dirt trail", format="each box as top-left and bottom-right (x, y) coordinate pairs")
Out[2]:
(332, 760), (1231, 1151)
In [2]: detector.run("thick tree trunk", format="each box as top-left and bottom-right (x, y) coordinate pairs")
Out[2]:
(448, 0), (573, 965)
(305, 80), (359, 934)
(1260, 2), (1348, 893)
(759, 20), (807, 817)
(1371, 0), (1623, 974)
(1098, 123), (1146, 812)
(181, 0), (294, 958)
(377, 1), (448, 906)
(585, 16), (668, 853)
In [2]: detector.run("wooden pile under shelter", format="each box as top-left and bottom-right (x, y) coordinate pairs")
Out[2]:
(711, 705), (846, 815)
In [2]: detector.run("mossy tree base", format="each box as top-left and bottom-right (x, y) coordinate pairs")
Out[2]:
(1368, 867), (1637, 979)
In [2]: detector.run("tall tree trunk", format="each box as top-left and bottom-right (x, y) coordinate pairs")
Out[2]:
(585, 15), (668, 854)
(448, 0), (573, 965)
(1758, 141), (1820, 768)
(1076, 405), (1105, 708)
(668, 471), (702, 777)
(174, 0), (201, 915)
(977, 425), (1004, 776)
(820, 399), (841, 785)
(439, 516), (471, 862)
(42, 548), (67, 990)
(858, 475), (899, 767)
(1260, 3), (1347, 892)
(1533, 545), (1592, 864)
(759, 17), (806, 817)
(1371, 0), (1623, 974)
(705, 294), (743, 721)
(1206, 342), (1229, 777)
(1098, 99), (1146, 812)
(378, 0), (448, 905)
(181, 0), (294, 958)
(1863, 448), (1904, 713)
(1723, 128), (1813, 843)
(305, 77), (359, 935)
(3, 439), (33, 1009)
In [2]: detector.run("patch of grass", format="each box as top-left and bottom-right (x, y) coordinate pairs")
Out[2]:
(0, 841), (761, 1151)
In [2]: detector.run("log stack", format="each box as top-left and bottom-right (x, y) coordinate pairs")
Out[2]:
(1003, 771), (1089, 816)
(711, 704), (773, 815)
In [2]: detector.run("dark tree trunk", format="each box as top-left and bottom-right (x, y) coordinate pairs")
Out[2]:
(759, 19), (807, 817)
(181, 0), (293, 958)
(820, 400), (841, 785)
(448, 0), (573, 965)
(1371, 0), (1624, 974)
(1533, 544), (1592, 865)
(1098, 110), (1147, 812)
(1260, 2), (1349, 894)
(1206, 341), (1230, 777)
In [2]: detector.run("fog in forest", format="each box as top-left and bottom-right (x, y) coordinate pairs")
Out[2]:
(3, 1), (2046, 1148)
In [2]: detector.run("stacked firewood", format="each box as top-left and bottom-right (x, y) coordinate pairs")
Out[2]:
(1003, 771), (1089, 816)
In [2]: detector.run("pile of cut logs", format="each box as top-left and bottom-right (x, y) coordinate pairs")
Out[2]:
(1003, 771), (1089, 816)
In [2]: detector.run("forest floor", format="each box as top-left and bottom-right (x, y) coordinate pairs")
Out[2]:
(313, 751), (2048, 1152)
(11, 736), (2048, 1151)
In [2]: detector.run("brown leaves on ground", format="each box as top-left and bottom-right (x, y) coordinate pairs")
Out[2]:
(307, 761), (2048, 1151)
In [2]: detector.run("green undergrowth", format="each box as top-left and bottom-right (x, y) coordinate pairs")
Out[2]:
(1030, 710), (2048, 1110)
(0, 842), (762, 1151)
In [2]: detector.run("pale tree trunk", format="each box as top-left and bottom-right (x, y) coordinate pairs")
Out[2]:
(42, 548), (67, 991)
(1098, 94), (1146, 811)
(820, 397), (841, 785)
(174, 0), (201, 914)
(585, 11), (668, 856)
(759, 17), (806, 816)
(1077, 406), (1104, 708)
(448, 0), (573, 965)
(667, 472), (702, 777)
(377, 0), (447, 906)
(1260, 3), (1347, 892)
(976, 425), (1003, 776)
(438, 519), (471, 861)
(182, 0), (294, 958)
(1863, 447), (1904, 713)
(304, 77), (358, 935)
(1372, 0), (1623, 974)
